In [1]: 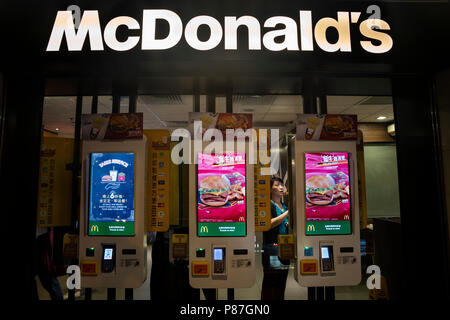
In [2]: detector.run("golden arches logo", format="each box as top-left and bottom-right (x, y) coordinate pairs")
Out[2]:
(91, 225), (99, 232)
(344, 215), (350, 220)
(239, 217), (245, 222)
(200, 226), (208, 233)
(307, 225), (315, 232)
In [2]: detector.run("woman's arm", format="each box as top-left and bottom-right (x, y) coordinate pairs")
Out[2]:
(270, 210), (289, 229)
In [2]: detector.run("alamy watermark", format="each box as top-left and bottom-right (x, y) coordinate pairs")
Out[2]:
(171, 121), (280, 175)
(66, 265), (81, 290)
(366, 265), (381, 290)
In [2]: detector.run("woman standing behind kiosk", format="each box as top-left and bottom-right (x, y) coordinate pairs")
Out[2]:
(261, 175), (290, 300)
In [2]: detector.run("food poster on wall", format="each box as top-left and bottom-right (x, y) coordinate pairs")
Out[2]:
(296, 114), (357, 141)
(188, 113), (252, 136)
(254, 129), (271, 231)
(144, 130), (171, 232)
(197, 153), (246, 237)
(88, 153), (135, 236)
(304, 152), (352, 235)
(37, 137), (73, 227)
(81, 113), (143, 140)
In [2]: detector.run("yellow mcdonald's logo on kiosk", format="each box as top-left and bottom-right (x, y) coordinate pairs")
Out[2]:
(239, 217), (245, 222)
(307, 224), (316, 232)
(91, 225), (99, 233)
(200, 226), (208, 234)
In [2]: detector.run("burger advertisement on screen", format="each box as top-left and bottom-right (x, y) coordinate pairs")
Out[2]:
(197, 153), (246, 237)
(304, 152), (352, 235)
(199, 175), (231, 207)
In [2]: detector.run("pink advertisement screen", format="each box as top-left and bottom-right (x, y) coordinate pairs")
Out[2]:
(197, 153), (246, 237)
(304, 152), (352, 235)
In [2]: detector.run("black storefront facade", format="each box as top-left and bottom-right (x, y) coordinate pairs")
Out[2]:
(1, 0), (450, 301)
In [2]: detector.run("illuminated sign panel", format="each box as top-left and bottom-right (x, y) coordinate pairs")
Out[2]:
(197, 153), (247, 237)
(88, 152), (135, 236)
(304, 152), (352, 236)
(46, 10), (393, 54)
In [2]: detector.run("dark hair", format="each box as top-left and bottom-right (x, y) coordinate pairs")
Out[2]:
(270, 175), (284, 189)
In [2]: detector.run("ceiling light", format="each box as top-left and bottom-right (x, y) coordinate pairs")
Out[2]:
(55, 128), (60, 131)
(377, 116), (387, 120)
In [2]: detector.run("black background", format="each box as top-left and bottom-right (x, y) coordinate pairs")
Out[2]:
(0, 0), (449, 304)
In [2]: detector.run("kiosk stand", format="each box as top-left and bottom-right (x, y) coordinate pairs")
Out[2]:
(78, 137), (148, 292)
(290, 139), (361, 290)
(189, 143), (255, 289)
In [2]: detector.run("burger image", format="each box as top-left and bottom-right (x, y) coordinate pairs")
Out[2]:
(305, 175), (335, 205)
(324, 116), (344, 136)
(109, 115), (128, 135)
(199, 175), (231, 207)
(102, 175), (112, 182)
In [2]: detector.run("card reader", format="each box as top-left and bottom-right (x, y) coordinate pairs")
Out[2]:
(101, 244), (116, 273)
(319, 242), (335, 275)
(212, 246), (227, 280)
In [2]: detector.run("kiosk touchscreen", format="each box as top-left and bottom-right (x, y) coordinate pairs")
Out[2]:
(290, 140), (361, 287)
(88, 152), (135, 237)
(189, 146), (255, 288)
(79, 138), (147, 288)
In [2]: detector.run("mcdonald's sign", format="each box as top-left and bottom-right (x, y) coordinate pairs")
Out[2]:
(239, 217), (245, 222)
(344, 215), (350, 220)
(307, 224), (316, 232)
(200, 225), (208, 234)
(90, 225), (99, 232)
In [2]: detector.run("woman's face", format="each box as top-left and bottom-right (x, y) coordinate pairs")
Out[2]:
(271, 180), (285, 197)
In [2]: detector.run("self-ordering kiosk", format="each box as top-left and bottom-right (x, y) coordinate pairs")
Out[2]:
(290, 139), (361, 287)
(78, 137), (147, 288)
(189, 142), (255, 288)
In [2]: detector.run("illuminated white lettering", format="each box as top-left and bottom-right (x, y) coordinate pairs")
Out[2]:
(263, 16), (300, 51)
(104, 16), (140, 51)
(224, 16), (261, 50)
(141, 9), (183, 50)
(299, 11), (314, 51)
(45, 9), (393, 54)
(359, 19), (393, 54)
(46, 10), (104, 51)
(314, 12), (352, 52)
(185, 16), (223, 51)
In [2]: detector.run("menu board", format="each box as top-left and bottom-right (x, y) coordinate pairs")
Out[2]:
(197, 153), (246, 237)
(37, 137), (73, 227)
(304, 152), (352, 235)
(88, 153), (135, 236)
(254, 129), (271, 231)
(144, 130), (171, 232)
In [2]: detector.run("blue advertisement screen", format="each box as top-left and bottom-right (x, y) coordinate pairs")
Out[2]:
(88, 153), (135, 236)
